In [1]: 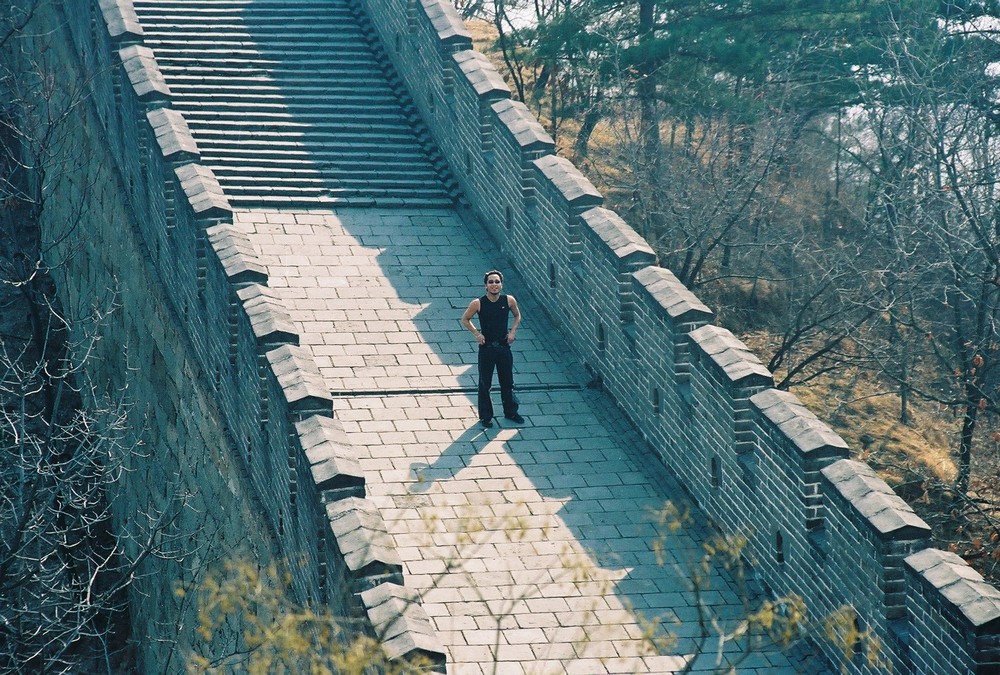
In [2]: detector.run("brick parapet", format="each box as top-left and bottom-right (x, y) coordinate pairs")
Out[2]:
(145, 107), (199, 162)
(98, 0), (142, 41)
(905, 548), (1000, 673)
(60, 1), (449, 668)
(819, 460), (932, 672)
(360, 582), (448, 673)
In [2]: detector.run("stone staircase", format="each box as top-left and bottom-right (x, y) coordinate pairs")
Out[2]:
(133, 0), (458, 208)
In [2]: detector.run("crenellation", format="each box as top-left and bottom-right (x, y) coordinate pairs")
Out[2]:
(117, 44), (170, 101)
(534, 154), (604, 206)
(360, 583), (448, 672)
(906, 548), (1000, 671)
(690, 325), (773, 388)
(265, 344), (335, 418)
(98, 0), (142, 41)
(173, 163), (231, 217)
(491, 99), (555, 152)
(237, 284), (299, 348)
(145, 108), (199, 162)
(453, 50), (509, 99)
(295, 415), (366, 502)
(418, 0), (471, 47)
(206, 222), (268, 284)
(326, 497), (405, 588)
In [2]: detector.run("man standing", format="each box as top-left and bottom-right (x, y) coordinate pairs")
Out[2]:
(461, 270), (525, 428)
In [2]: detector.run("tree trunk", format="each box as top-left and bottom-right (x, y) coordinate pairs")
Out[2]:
(957, 397), (977, 496)
(638, 0), (660, 169)
(574, 107), (602, 160)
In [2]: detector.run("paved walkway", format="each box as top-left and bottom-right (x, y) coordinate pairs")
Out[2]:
(234, 207), (830, 675)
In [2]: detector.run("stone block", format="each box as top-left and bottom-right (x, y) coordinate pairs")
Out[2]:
(237, 284), (298, 347)
(534, 154), (603, 207)
(146, 108), (199, 161)
(633, 266), (713, 323)
(326, 497), (403, 576)
(906, 548), (1000, 628)
(99, 0), (142, 41)
(690, 324), (772, 386)
(491, 99), (554, 151)
(295, 415), (365, 499)
(454, 50), (509, 99)
(419, 0), (471, 46)
(580, 207), (655, 265)
(265, 345), (334, 417)
(174, 163), (231, 216)
(823, 459), (930, 539)
(206, 223), (267, 284)
(360, 582), (446, 671)
(751, 388), (849, 457)
(118, 45), (170, 101)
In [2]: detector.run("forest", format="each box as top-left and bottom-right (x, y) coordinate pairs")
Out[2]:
(461, 0), (1000, 581)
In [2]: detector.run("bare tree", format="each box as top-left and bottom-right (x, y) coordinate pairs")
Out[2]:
(835, 4), (1000, 494)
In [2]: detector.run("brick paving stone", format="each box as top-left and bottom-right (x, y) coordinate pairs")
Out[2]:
(243, 207), (834, 674)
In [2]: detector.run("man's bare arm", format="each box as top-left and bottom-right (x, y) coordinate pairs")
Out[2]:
(507, 295), (521, 344)
(460, 299), (485, 345)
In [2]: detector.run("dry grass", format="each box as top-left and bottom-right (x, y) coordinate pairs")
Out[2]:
(741, 332), (1000, 581)
(739, 333), (958, 482)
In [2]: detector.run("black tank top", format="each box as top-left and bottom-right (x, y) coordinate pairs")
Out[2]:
(479, 294), (510, 343)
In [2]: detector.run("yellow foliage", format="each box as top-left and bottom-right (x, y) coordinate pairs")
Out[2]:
(184, 559), (433, 674)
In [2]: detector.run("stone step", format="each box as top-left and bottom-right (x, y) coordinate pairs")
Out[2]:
(142, 36), (368, 50)
(210, 163), (440, 181)
(218, 183), (451, 200)
(133, 1), (349, 14)
(169, 98), (402, 114)
(136, 12), (358, 26)
(165, 82), (396, 97)
(195, 141), (441, 166)
(169, 100), (403, 117)
(157, 75), (389, 90)
(212, 171), (446, 191)
(134, 0), (349, 8)
(133, 0), (455, 205)
(184, 108), (411, 131)
(200, 147), (432, 164)
(156, 60), (382, 76)
(147, 42), (373, 56)
(178, 109), (411, 124)
(223, 193), (454, 208)
(188, 127), (424, 144)
(143, 34), (368, 47)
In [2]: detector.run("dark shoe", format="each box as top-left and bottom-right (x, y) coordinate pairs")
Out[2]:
(504, 413), (525, 424)
(481, 418), (493, 428)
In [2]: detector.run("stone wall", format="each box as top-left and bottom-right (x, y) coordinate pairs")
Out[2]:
(358, 0), (1000, 671)
(22, 0), (445, 670)
(25, 0), (1000, 670)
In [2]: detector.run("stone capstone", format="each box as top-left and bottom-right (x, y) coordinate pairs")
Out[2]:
(326, 497), (403, 578)
(118, 44), (169, 101)
(295, 415), (365, 500)
(237, 284), (298, 347)
(690, 324), (772, 386)
(823, 459), (930, 538)
(907, 548), (1000, 628)
(360, 582), (447, 672)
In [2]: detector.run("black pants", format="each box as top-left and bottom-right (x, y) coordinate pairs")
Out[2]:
(478, 342), (518, 421)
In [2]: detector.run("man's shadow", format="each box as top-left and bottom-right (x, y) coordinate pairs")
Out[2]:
(407, 423), (516, 492)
